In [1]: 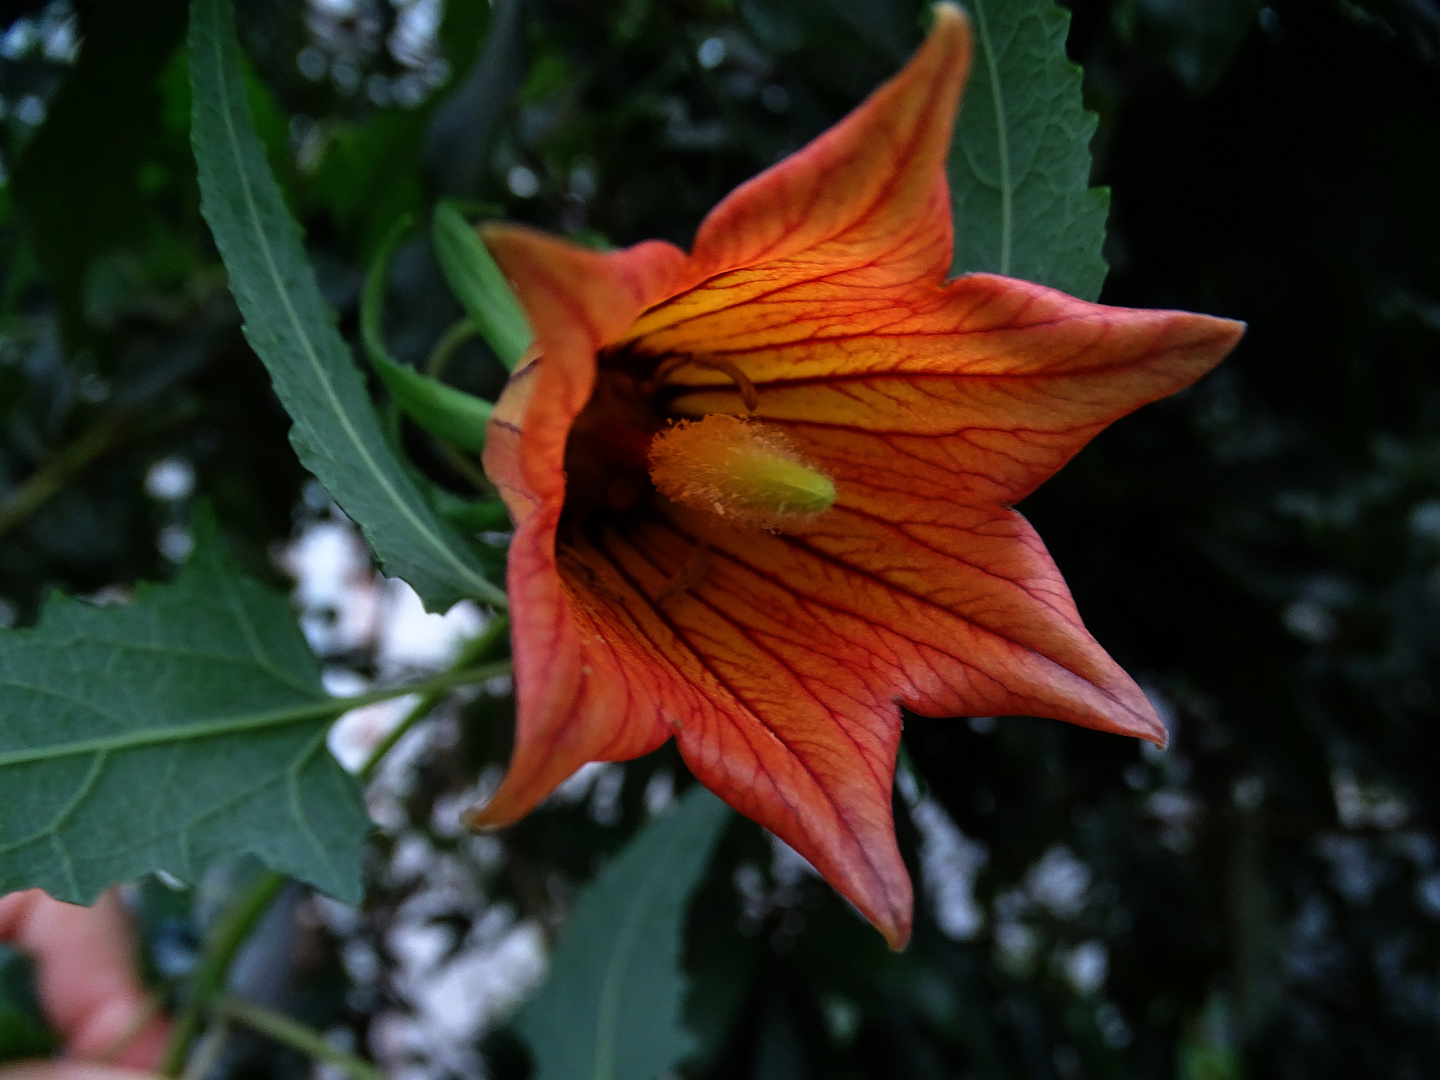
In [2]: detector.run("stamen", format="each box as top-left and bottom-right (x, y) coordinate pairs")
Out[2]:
(644, 355), (760, 412)
(693, 358), (760, 412)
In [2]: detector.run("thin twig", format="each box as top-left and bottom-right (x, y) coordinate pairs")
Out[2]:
(0, 414), (133, 539)
(426, 318), (479, 380)
(160, 870), (288, 1076)
(217, 998), (387, 1080)
(358, 616), (512, 781)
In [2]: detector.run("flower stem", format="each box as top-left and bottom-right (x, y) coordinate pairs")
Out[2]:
(159, 870), (287, 1076)
(358, 615), (511, 781)
(178, 1020), (232, 1080)
(217, 998), (388, 1080)
(426, 318), (478, 380)
(159, 629), (511, 1074)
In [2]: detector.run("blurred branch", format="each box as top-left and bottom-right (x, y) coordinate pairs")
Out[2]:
(358, 618), (513, 781)
(160, 870), (288, 1077)
(426, 0), (528, 196)
(0, 332), (210, 539)
(177, 1020), (231, 1080)
(217, 998), (387, 1080)
(0, 413), (134, 539)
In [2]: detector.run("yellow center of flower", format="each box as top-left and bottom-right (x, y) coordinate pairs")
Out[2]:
(647, 414), (836, 530)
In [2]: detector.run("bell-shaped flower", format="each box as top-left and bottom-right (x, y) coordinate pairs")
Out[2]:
(467, 3), (1243, 947)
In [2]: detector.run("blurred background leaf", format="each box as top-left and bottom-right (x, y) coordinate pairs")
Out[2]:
(515, 785), (730, 1080)
(10, 0), (188, 347)
(0, 945), (57, 1064)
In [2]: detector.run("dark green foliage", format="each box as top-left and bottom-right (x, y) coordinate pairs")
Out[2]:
(516, 786), (730, 1080)
(0, 946), (56, 1063)
(949, 0), (1111, 299)
(0, 0), (1437, 1077)
(10, 0), (189, 344)
(188, 0), (503, 611)
(0, 513), (369, 902)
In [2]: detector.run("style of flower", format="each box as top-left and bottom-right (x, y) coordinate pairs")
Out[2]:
(467, 3), (1243, 947)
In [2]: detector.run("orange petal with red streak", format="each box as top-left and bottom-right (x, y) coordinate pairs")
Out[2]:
(471, 2), (1244, 950)
(472, 233), (688, 829)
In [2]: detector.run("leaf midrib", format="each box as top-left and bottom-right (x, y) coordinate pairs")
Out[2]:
(592, 822), (691, 1080)
(971, 0), (1013, 276)
(0, 662), (507, 768)
(201, 6), (505, 610)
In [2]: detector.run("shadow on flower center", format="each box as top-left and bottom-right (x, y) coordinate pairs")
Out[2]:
(558, 345), (838, 603)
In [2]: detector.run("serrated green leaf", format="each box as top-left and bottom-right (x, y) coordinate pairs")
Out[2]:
(187, 0), (505, 612)
(432, 201), (534, 372)
(0, 515), (370, 905)
(948, 0), (1111, 301)
(516, 786), (730, 1080)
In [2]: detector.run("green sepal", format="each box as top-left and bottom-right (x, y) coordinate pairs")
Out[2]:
(430, 489), (513, 533)
(362, 216), (494, 453)
(431, 200), (534, 371)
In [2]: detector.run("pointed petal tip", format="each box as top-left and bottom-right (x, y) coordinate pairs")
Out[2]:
(1088, 682), (1170, 748)
(461, 785), (530, 833)
(1150, 727), (1170, 752)
(882, 913), (913, 952)
(460, 805), (503, 833)
(1130, 699), (1170, 749)
(851, 868), (914, 951)
(928, 2), (972, 55)
(1213, 314), (1248, 348)
(930, 1), (967, 28)
(1189, 313), (1247, 372)
(1126, 707), (1170, 749)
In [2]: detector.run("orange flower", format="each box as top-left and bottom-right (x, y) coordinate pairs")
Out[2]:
(468, 3), (1242, 948)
